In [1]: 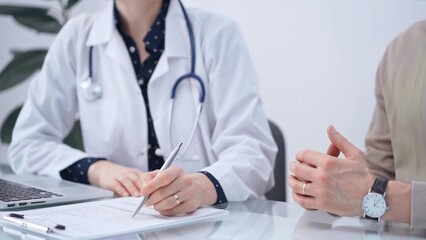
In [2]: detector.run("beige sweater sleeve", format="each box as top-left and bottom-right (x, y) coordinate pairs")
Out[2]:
(365, 21), (426, 228)
(412, 181), (426, 228)
(364, 56), (395, 180)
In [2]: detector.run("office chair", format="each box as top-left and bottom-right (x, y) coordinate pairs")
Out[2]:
(265, 120), (286, 202)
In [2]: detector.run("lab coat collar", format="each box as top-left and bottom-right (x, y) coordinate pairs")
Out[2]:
(85, 0), (189, 80)
(86, 1), (114, 47)
(151, 0), (189, 81)
(165, 0), (189, 58)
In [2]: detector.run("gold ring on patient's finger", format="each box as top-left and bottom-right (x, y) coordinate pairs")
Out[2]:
(302, 183), (308, 195)
(173, 194), (181, 205)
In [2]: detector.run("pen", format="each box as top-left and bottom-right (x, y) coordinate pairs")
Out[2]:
(3, 213), (66, 233)
(131, 142), (183, 218)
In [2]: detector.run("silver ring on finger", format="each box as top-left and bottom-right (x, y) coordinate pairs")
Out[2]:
(173, 194), (181, 205)
(302, 182), (308, 195)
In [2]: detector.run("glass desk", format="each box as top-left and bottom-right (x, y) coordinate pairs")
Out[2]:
(1, 199), (425, 240)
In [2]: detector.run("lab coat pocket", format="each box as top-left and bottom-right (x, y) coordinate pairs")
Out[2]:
(79, 98), (121, 157)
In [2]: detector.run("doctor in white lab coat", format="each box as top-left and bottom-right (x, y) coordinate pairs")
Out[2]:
(8, 0), (276, 215)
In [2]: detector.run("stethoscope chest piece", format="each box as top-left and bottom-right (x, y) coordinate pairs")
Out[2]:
(80, 77), (102, 101)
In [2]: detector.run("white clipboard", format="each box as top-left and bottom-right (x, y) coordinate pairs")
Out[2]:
(0, 197), (229, 240)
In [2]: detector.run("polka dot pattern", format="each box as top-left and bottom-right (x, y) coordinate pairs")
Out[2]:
(59, 158), (105, 184)
(200, 171), (228, 207)
(60, 2), (228, 203)
(114, 0), (170, 170)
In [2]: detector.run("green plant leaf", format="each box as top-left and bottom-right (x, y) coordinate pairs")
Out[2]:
(0, 5), (47, 16)
(1, 107), (84, 151)
(0, 5), (61, 33)
(64, 121), (84, 151)
(0, 49), (47, 91)
(0, 106), (21, 144)
(66, 0), (80, 9)
(15, 15), (62, 33)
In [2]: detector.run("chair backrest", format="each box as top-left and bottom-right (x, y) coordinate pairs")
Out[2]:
(265, 120), (286, 202)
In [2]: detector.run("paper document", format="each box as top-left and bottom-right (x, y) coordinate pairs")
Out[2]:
(0, 197), (229, 240)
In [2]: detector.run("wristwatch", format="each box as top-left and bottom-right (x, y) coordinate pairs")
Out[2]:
(361, 177), (389, 222)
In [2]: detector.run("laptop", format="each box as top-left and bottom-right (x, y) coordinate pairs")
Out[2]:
(0, 174), (114, 210)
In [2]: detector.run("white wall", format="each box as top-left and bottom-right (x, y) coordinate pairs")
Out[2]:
(1, 0), (426, 201)
(182, 0), (426, 200)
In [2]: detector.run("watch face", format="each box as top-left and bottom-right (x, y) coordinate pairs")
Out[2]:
(362, 192), (387, 218)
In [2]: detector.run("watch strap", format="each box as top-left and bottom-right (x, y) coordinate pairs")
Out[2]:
(371, 177), (388, 195)
(365, 214), (378, 221)
(364, 177), (389, 222)
(365, 215), (379, 222)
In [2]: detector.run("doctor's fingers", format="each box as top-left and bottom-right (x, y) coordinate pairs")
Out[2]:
(115, 174), (141, 197)
(156, 189), (200, 216)
(139, 170), (159, 186)
(108, 180), (130, 197)
(141, 166), (184, 196)
(145, 173), (193, 207)
(159, 200), (200, 216)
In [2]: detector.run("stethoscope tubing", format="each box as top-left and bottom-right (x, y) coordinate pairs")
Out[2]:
(82, 0), (205, 159)
(168, 0), (205, 158)
(168, 100), (203, 158)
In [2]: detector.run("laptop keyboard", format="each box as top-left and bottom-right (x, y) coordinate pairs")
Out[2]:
(0, 178), (63, 202)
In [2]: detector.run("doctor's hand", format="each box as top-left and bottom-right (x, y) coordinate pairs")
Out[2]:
(288, 125), (375, 217)
(140, 166), (217, 216)
(88, 161), (158, 197)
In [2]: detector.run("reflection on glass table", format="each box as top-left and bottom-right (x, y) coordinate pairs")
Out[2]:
(105, 200), (426, 240)
(1, 200), (425, 240)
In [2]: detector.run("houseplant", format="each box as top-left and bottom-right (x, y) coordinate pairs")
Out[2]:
(0, 0), (83, 150)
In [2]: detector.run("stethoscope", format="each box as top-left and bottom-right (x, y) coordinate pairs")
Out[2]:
(80, 46), (102, 101)
(80, 0), (205, 159)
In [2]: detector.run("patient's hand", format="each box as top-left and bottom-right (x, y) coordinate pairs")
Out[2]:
(288, 125), (375, 217)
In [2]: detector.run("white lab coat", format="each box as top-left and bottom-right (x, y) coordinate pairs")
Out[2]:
(8, 0), (277, 201)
